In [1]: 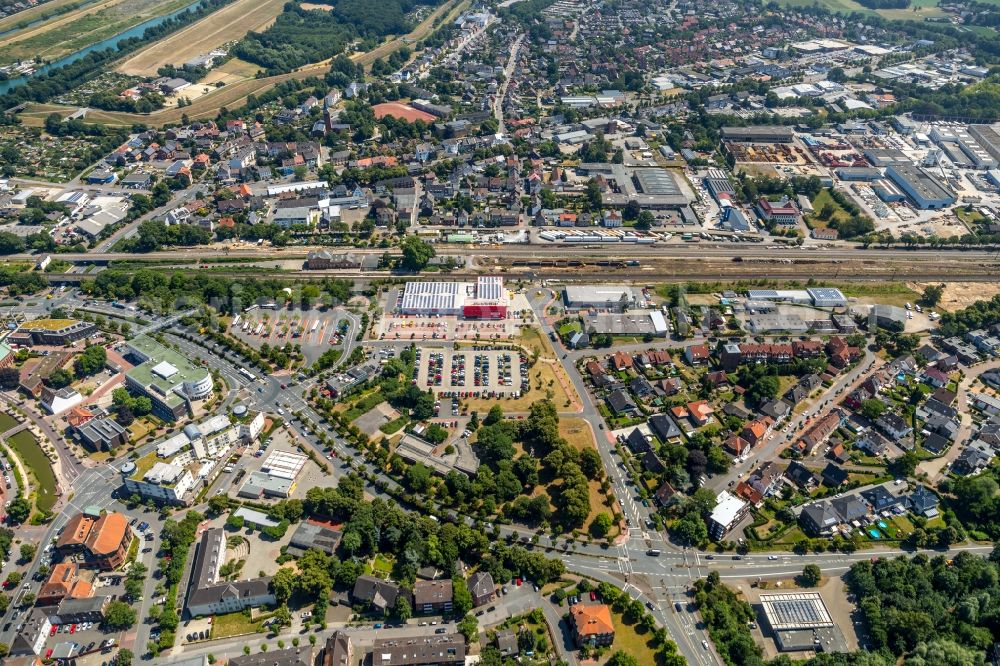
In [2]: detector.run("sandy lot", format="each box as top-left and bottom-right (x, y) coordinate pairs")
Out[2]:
(908, 281), (1000, 312)
(116, 0), (284, 76)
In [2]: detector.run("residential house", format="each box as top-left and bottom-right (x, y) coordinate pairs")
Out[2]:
(785, 461), (818, 489)
(624, 428), (653, 454)
(798, 410), (844, 454)
(820, 462), (849, 487)
(607, 390), (639, 416)
(687, 400), (714, 427)
(413, 580), (453, 614)
(855, 431), (890, 456)
(352, 576), (407, 615)
(953, 441), (994, 475)
(906, 486), (940, 517)
(468, 571), (495, 607)
(875, 412), (913, 442)
(684, 344), (711, 365)
(649, 414), (683, 443)
(569, 604), (615, 647)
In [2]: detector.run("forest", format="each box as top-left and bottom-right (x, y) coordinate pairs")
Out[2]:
(234, 0), (444, 73)
(847, 552), (999, 664)
(938, 293), (1000, 337)
(232, 4), (354, 72)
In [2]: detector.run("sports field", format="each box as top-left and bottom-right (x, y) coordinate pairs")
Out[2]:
(374, 102), (436, 123)
(0, 0), (195, 65)
(116, 0), (284, 76)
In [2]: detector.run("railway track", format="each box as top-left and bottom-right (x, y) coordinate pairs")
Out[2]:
(41, 266), (1000, 283)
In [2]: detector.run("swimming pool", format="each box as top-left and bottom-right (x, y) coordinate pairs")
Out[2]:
(878, 520), (888, 529)
(868, 528), (881, 539)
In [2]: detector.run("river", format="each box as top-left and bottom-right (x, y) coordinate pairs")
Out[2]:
(0, 0), (204, 96)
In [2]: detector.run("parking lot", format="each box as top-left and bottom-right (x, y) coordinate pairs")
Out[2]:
(414, 348), (527, 398)
(231, 307), (350, 364)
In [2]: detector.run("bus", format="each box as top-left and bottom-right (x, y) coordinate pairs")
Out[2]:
(244, 304), (259, 313)
(232, 315), (241, 328)
(254, 323), (264, 335)
(239, 368), (256, 382)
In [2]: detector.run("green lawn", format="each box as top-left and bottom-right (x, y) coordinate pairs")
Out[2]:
(956, 207), (988, 226)
(366, 554), (394, 579)
(211, 611), (266, 639)
(807, 189), (852, 231)
(0, 413), (17, 432)
(607, 610), (659, 665)
(8, 430), (58, 513)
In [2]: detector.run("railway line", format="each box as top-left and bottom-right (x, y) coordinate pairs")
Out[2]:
(12, 243), (1000, 264)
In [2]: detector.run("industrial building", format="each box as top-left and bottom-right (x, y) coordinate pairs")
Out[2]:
(563, 285), (638, 311)
(885, 164), (955, 209)
(238, 449), (308, 499)
(583, 310), (669, 336)
(399, 277), (509, 319)
(759, 592), (848, 653)
(124, 336), (214, 421)
(576, 164), (691, 209)
(805, 288), (848, 308)
(721, 126), (794, 143)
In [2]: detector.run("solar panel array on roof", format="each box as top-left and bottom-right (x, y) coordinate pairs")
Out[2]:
(401, 282), (465, 312)
(476, 277), (505, 302)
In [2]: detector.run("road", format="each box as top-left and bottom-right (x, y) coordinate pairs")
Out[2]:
(710, 348), (880, 491)
(493, 33), (524, 132)
(7, 295), (997, 666)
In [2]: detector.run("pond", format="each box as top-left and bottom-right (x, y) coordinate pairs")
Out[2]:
(7, 429), (58, 513)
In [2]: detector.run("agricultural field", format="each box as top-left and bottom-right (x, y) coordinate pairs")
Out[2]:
(0, 0), (99, 34)
(774, 0), (946, 20)
(115, 0), (284, 76)
(0, 0), (194, 65)
(18, 0), (464, 127)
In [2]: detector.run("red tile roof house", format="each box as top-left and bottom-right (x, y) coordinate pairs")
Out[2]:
(797, 410), (845, 454)
(610, 352), (634, 371)
(687, 400), (714, 427)
(724, 435), (751, 457)
(827, 336), (861, 368)
(684, 344), (711, 365)
(741, 417), (774, 446)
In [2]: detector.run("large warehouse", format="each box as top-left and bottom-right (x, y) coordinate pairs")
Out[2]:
(885, 164), (955, 209)
(563, 285), (638, 311)
(400, 277), (509, 319)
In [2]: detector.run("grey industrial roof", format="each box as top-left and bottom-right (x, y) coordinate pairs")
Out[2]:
(634, 168), (683, 196)
(887, 164), (954, 202)
(760, 593), (834, 631)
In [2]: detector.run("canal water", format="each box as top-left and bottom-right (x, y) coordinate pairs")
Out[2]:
(0, 0), (203, 96)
